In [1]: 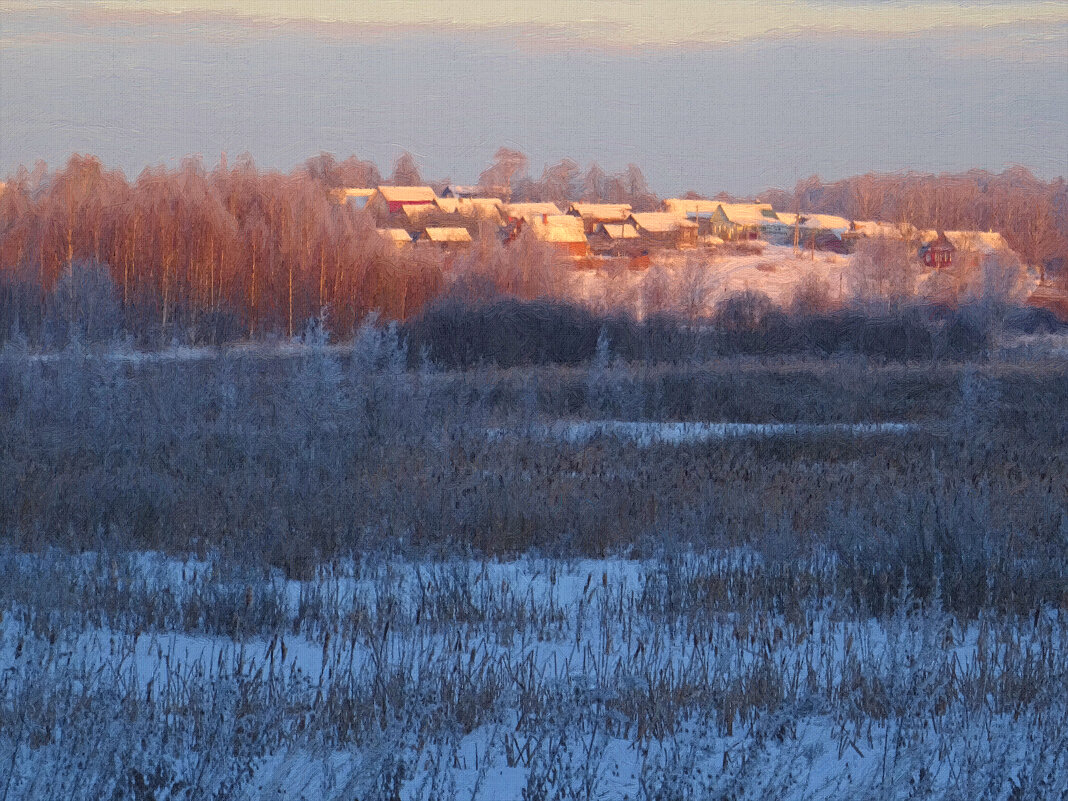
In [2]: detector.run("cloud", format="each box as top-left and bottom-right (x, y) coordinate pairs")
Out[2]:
(7, 0), (1063, 47)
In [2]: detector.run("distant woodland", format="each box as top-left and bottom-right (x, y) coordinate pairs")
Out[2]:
(0, 149), (1065, 345)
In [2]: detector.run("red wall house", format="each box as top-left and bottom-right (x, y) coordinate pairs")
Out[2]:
(921, 232), (956, 268)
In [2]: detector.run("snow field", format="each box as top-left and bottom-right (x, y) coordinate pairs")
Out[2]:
(0, 550), (1064, 800)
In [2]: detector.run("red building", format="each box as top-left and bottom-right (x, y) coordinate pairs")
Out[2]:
(921, 231), (956, 268)
(367, 186), (437, 216)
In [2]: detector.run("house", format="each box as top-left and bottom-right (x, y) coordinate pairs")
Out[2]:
(943, 231), (1008, 255)
(920, 231), (956, 268)
(366, 186), (438, 216)
(663, 198), (722, 217)
(527, 214), (589, 257)
(421, 227), (473, 248)
(441, 184), (510, 199)
(847, 220), (909, 240)
(567, 203), (632, 233)
(435, 196), (504, 224)
(377, 228), (412, 246)
(774, 212), (852, 250)
(919, 230), (1010, 270)
(334, 187), (375, 210)
(440, 185), (481, 199)
(588, 221), (640, 255)
(707, 203), (778, 241)
(502, 202), (563, 223)
(628, 212), (699, 249)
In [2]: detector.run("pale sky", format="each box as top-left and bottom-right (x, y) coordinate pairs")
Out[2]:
(1, 1), (1065, 194)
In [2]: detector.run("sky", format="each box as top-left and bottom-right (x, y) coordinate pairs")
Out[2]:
(0, 0), (1065, 195)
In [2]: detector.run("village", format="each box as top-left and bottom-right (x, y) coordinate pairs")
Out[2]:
(322, 182), (1059, 319)
(340, 183), (1010, 265)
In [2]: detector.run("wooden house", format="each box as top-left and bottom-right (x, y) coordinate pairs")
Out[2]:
(628, 212), (698, 249)
(421, 227), (473, 249)
(588, 222), (640, 255)
(920, 230), (1010, 270)
(377, 228), (412, 246)
(440, 185), (480, 199)
(567, 203), (632, 234)
(663, 198), (722, 217)
(333, 187), (375, 210)
(527, 214), (589, 257)
(920, 231), (956, 268)
(501, 202), (563, 224)
(708, 203), (779, 241)
(366, 186), (437, 217)
(774, 212), (852, 250)
(435, 197), (504, 225)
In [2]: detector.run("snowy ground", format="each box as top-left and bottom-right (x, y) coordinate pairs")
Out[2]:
(571, 245), (853, 313)
(489, 420), (918, 446)
(1, 550), (1063, 800)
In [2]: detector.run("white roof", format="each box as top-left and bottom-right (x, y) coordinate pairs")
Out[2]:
(377, 228), (412, 243)
(850, 220), (907, 238)
(776, 212), (850, 231)
(530, 214), (587, 244)
(805, 213), (850, 231)
(597, 222), (640, 239)
(376, 185), (437, 203)
(332, 187), (375, 207)
(442, 184), (482, 198)
(629, 212), (696, 233)
(568, 203), (632, 222)
(943, 231), (1008, 254)
(664, 198), (722, 216)
(503, 202), (563, 220)
(436, 197), (503, 219)
(423, 226), (473, 243)
(716, 203), (777, 226)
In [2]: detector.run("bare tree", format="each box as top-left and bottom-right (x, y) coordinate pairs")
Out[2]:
(676, 254), (717, 322)
(390, 152), (422, 186)
(849, 236), (921, 313)
(478, 148), (528, 200)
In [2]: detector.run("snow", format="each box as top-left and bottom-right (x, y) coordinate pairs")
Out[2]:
(490, 419), (917, 446)
(1, 550), (1063, 799)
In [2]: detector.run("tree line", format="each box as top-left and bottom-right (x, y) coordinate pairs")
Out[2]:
(0, 149), (1064, 346)
(760, 169), (1068, 281)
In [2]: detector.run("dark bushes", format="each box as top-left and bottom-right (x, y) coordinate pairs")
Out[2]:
(406, 296), (990, 369)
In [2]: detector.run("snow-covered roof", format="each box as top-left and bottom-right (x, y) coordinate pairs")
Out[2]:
(776, 212), (850, 231)
(376, 185), (437, 203)
(850, 220), (907, 238)
(716, 203), (777, 226)
(423, 226), (473, 243)
(402, 203), (436, 220)
(805, 214), (851, 231)
(663, 198), (722, 216)
(441, 185), (482, 198)
(596, 222), (640, 240)
(503, 202), (563, 220)
(530, 214), (587, 244)
(377, 228), (412, 244)
(943, 231), (1008, 254)
(568, 203), (632, 222)
(629, 212), (697, 234)
(436, 197), (503, 219)
(331, 187), (375, 208)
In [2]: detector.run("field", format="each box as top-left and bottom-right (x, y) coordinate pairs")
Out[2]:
(0, 337), (1066, 799)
